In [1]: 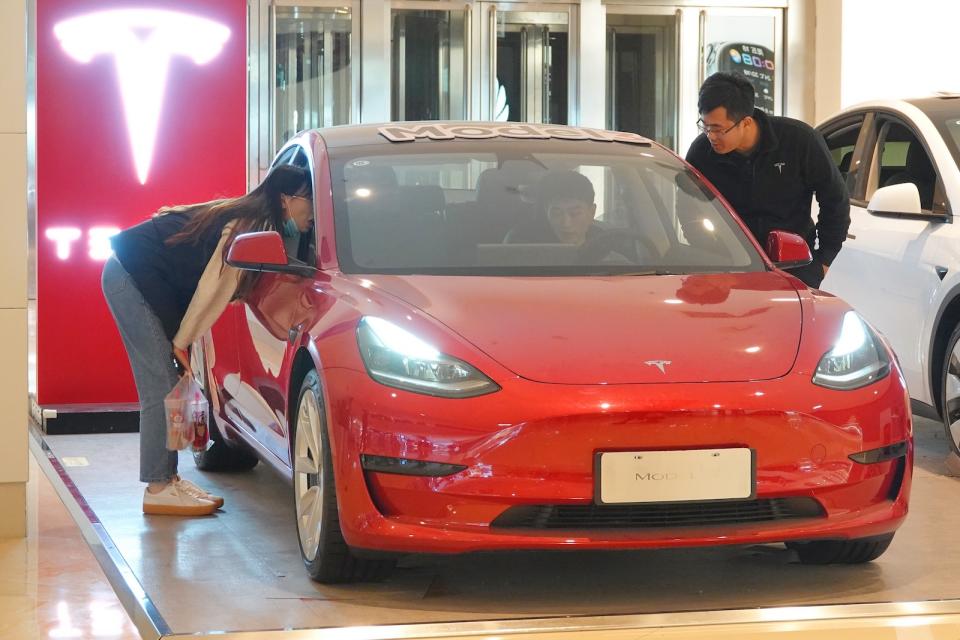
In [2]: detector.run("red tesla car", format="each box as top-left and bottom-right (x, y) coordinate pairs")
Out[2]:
(191, 122), (912, 583)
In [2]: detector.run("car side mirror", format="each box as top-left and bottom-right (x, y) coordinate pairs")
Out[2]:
(867, 183), (925, 218)
(766, 230), (812, 269)
(226, 231), (315, 277)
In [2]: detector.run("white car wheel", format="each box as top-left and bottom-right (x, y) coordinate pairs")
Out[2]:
(291, 370), (396, 583)
(294, 383), (325, 562)
(942, 325), (960, 456)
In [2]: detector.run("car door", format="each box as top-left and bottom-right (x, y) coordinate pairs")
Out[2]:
(813, 111), (869, 302)
(230, 146), (320, 466)
(821, 109), (951, 394)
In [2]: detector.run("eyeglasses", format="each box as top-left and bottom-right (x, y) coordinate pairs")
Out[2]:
(287, 194), (312, 204)
(696, 117), (745, 137)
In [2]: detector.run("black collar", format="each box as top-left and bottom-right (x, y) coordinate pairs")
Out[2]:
(750, 108), (779, 155)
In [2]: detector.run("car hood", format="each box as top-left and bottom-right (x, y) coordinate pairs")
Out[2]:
(360, 271), (802, 385)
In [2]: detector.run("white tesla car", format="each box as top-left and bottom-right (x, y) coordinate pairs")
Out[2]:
(817, 96), (960, 452)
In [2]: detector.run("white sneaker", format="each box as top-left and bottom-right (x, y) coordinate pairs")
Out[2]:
(175, 477), (224, 509)
(143, 482), (217, 516)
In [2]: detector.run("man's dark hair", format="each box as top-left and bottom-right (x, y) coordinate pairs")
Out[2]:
(536, 170), (595, 207)
(698, 72), (755, 120)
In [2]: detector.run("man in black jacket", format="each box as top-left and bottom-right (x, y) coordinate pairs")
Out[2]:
(685, 72), (849, 288)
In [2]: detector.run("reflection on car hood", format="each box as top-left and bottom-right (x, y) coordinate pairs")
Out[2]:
(360, 272), (802, 384)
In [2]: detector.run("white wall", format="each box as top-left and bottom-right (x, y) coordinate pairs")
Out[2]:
(786, 0), (816, 123)
(813, 0), (842, 124)
(0, 0), (28, 539)
(840, 0), (960, 108)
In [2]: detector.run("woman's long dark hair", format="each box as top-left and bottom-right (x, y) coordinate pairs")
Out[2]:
(159, 165), (311, 300)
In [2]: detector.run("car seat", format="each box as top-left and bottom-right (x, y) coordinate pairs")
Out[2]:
(838, 150), (855, 191)
(348, 184), (446, 269)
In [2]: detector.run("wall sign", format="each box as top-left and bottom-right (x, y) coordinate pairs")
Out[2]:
(37, 1), (246, 406)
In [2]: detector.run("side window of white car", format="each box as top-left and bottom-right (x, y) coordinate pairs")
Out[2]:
(868, 119), (941, 213)
(823, 117), (865, 198)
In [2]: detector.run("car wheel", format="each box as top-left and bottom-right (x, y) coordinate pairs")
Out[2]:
(787, 533), (894, 564)
(293, 370), (395, 583)
(191, 342), (259, 472)
(941, 323), (960, 456)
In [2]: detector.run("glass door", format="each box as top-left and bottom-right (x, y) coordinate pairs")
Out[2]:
(481, 3), (574, 124)
(272, 5), (354, 152)
(606, 11), (678, 148)
(391, 4), (469, 121)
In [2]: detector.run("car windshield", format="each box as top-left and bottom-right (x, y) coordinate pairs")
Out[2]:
(940, 116), (960, 167)
(329, 139), (765, 276)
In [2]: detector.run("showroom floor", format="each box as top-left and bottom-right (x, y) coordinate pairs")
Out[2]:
(41, 415), (960, 637)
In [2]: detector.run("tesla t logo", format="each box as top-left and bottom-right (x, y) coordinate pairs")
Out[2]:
(774, 162), (786, 174)
(53, 9), (231, 184)
(644, 360), (672, 374)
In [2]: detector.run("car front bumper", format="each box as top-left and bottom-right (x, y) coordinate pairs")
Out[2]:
(323, 368), (912, 554)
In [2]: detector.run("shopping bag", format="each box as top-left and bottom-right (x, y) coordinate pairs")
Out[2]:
(164, 374), (210, 451)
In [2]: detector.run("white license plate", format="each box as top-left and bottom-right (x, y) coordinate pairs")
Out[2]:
(597, 448), (754, 504)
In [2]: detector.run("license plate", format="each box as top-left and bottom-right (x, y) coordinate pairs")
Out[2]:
(596, 448), (754, 504)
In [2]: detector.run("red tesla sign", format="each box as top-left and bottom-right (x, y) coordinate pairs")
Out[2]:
(36, 0), (247, 405)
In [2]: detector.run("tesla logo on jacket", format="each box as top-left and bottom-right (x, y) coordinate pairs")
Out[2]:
(684, 108), (851, 268)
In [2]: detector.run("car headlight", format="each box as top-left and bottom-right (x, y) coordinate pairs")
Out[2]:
(356, 316), (500, 398)
(812, 311), (891, 390)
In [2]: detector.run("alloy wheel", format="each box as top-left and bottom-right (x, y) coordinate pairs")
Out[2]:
(946, 339), (960, 455)
(294, 388), (324, 561)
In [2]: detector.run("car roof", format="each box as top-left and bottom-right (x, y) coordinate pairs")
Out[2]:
(310, 121), (653, 149)
(821, 95), (960, 124)
(906, 95), (960, 121)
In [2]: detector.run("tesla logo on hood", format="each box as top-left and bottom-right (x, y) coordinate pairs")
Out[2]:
(645, 360), (672, 374)
(54, 9), (230, 184)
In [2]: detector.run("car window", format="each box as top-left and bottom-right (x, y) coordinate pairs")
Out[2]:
(291, 147), (311, 170)
(869, 120), (937, 212)
(822, 117), (864, 197)
(329, 140), (764, 276)
(272, 146), (297, 168)
(935, 116), (960, 168)
(270, 144), (317, 266)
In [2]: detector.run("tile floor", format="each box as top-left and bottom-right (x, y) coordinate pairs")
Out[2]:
(30, 414), (960, 638)
(0, 455), (139, 640)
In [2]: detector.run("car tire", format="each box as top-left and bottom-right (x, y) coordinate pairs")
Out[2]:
(787, 533), (894, 564)
(191, 343), (259, 473)
(293, 370), (395, 583)
(940, 323), (960, 456)
(192, 425), (260, 472)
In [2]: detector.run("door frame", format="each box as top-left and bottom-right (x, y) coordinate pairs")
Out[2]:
(390, 1), (472, 121)
(476, 1), (579, 123)
(604, 5), (680, 147)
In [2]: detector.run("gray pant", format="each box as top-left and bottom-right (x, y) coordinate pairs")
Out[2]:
(101, 256), (180, 483)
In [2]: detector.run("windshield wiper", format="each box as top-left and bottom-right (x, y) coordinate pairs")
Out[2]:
(622, 269), (685, 276)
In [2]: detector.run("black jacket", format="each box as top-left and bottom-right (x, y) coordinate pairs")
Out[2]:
(685, 109), (850, 267)
(111, 211), (229, 341)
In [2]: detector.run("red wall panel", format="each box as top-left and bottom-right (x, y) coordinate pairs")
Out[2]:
(36, 0), (247, 405)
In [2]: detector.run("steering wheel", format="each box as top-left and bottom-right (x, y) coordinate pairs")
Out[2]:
(578, 230), (660, 265)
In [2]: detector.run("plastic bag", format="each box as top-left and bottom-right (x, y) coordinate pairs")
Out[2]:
(164, 374), (210, 452)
